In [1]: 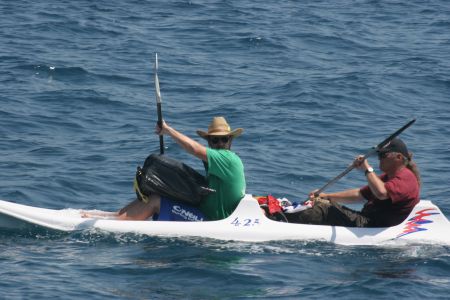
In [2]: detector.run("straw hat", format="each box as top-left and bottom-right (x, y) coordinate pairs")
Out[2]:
(196, 117), (243, 139)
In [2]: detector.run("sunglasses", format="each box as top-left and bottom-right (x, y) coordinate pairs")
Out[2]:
(210, 136), (230, 144)
(378, 152), (391, 159)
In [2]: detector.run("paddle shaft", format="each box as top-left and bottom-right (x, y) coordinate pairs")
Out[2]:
(154, 53), (164, 154)
(314, 118), (416, 196)
(157, 103), (164, 154)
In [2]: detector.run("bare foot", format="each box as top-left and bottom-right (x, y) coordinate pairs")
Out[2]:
(80, 211), (93, 218)
(80, 210), (118, 219)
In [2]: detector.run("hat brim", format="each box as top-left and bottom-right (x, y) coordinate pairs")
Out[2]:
(377, 147), (390, 154)
(197, 128), (243, 140)
(377, 139), (409, 157)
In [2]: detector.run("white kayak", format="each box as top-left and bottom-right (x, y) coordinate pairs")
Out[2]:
(0, 194), (449, 246)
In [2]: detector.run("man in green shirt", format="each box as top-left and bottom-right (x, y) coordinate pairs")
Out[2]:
(83, 117), (246, 221)
(196, 119), (246, 220)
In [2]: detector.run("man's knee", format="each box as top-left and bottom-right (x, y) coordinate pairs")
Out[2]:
(118, 195), (161, 220)
(287, 202), (330, 224)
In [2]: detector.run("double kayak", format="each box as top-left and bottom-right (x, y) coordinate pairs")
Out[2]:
(0, 194), (449, 246)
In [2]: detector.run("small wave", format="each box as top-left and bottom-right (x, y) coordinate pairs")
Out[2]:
(32, 89), (132, 111)
(66, 229), (156, 245)
(29, 146), (67, 156)
(0, 226), (69, 240)
(82, 154), (107, 163)
(15, 64), (88, 77)
(51, 66), (89, 77)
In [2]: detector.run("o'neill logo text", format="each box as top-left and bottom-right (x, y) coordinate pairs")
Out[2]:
(172, 205), (204, 221)
(396, 208), (440, 238)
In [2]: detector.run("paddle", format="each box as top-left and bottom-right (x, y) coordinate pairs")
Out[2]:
(154, 53), (164, 154)
(313, 118), (416, 197)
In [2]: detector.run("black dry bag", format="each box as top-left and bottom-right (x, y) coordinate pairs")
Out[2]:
(135, 154), (213, 206)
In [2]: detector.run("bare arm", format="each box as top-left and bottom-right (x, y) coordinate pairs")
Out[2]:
(310, 155), (389, 203)
(156, 121), (208, 161)
(317, 188), (364, 204)
(355, 155), (389, 200)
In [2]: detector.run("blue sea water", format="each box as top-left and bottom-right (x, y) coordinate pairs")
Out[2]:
(1, 0), (449, 298)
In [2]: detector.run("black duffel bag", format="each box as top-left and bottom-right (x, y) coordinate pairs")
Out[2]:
(134, 154), (214, 206)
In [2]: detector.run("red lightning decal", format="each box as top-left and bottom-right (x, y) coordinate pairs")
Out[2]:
(396, 208), (439, 238)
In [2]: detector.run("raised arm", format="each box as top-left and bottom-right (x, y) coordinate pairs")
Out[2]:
(354, 155), (389, 200)
(156, 121), (208, 162)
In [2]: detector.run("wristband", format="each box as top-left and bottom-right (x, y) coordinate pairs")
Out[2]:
(365, 167), (374, 176)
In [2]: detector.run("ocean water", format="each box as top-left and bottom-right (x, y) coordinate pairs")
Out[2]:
(1, 0), (449, 299)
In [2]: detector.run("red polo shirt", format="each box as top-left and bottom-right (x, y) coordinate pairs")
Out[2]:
(360, 167), (420, 227)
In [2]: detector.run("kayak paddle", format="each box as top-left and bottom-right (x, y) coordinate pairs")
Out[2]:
(314, 118), (416, 197)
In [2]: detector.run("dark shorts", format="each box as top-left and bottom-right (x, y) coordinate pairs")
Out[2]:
(285, 201), (371, 227)
(153, 197), (206, 222)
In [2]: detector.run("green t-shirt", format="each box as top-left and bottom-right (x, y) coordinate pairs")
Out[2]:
(199, 148), (246, 220)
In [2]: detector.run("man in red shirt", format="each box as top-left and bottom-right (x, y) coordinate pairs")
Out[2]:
(286, 138), (421, 227)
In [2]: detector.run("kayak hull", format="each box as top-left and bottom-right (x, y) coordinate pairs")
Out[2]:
(0, 195), (449, 245)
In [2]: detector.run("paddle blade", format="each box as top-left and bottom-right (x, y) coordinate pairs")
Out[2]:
(154, 54), (162, 105)
(154, 53), (164, 154)
(375, 118), (416, 150)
